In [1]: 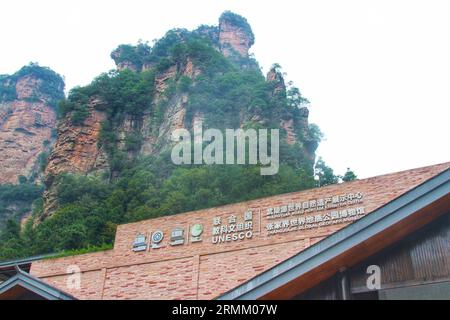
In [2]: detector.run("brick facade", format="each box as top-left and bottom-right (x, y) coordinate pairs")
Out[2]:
(30, 162), (450, 300)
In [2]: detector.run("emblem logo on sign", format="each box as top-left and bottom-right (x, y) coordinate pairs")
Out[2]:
(132, 234), (147, 252)
(190, 224), (203, 243)
(151, 230), (164, 248)
(170, 228), (185, 246)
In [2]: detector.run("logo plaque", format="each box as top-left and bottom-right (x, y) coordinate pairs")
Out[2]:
(151, 230), (164, 249)
(170, 228), (185, 246)
(132, 234), (147, 252)
(190, 224), (203, 243)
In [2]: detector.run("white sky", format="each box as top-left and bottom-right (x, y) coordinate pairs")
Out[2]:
(1, 0), (449, 178)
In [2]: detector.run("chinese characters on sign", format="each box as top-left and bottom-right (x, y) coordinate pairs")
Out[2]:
(265, 192), (365, 236)
(266, 192), (364, 220)
(212, 210), (254, 244)
(266, 207), (366, 235)
(132, 192), (368, 250)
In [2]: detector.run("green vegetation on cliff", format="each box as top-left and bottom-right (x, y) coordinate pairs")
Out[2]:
(0, 182), (43, 238)
(0, 157), (316, 260)
(219, 11), (255, 45)
(0, 62), (65, 108)
(0, 12), (356, 262)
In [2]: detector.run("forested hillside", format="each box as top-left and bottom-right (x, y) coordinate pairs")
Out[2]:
(0, 12), (355, 261)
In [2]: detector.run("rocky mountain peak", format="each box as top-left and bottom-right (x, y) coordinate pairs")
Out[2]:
(110, 11), (256, 72)
(267, 66), (286, 97)
(0, 64), (64, 184)
(219, 11), (255, 57)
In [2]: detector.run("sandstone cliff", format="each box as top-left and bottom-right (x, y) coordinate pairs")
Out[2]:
(218, 11), (255, 57)
(0, 64), (64, 184)
(42, 12), (318, 217)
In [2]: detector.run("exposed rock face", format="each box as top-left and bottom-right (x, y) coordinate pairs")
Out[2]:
(219, 12), (255, 57)
(0, 68), (64, 184)
(154, 66), (178, 100)
(43, 102), (108, 216)
(16, 75), (42, 99)
(297, 107), (310, 137)
(297, 106), (317, 163)
(116, 60), (139, 72)
(44, 103), (108, 181)
(44, 49), (203, 216)
(110, 46), (141, 72)
(141, 60), (200, 155)
(0, 100), (55, 184)
(152, 93), (188, 150)
(142, 62), (155, 72)
(110, 43), (153, 72)
(266, 68), (286, 96)
(267, 67), (297, 145)
(280, 118), (296, 145)
(183, 58), (201, 79)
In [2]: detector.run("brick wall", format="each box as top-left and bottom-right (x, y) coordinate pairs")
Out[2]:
(30, 162), (450, 299)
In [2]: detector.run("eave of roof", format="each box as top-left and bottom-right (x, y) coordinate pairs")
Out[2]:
(0, 254), (54, 270)
(217, 168), (450, 300)
(0, 267), (76, 300)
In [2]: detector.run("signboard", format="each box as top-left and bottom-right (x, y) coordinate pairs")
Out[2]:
(265, 192), (365, 236)
(131, 191), (366, 252)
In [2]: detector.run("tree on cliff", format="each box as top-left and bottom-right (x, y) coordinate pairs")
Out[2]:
(342, 168), (357, 182)
(315, 157), (340, 187)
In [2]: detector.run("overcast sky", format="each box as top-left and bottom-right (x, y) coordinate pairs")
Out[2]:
(1, 0), (449, 178)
